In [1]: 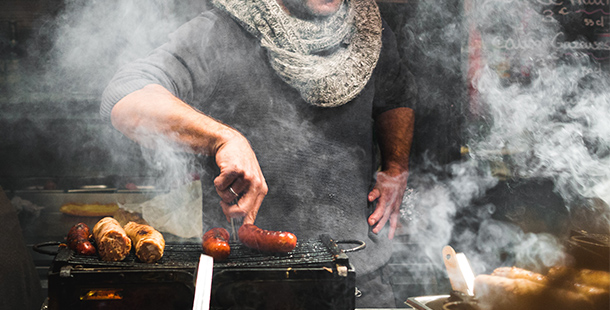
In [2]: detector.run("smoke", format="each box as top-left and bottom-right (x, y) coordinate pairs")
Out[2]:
(396, 0), (610, 289)
(7, 0), (608, 296)
(31, 0), (205, 95)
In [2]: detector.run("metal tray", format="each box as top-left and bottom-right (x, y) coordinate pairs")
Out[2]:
(406, 295), (449, 310)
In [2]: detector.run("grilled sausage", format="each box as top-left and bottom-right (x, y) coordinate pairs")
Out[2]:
(202, 227), (231, 261)
(238, 224), (297, 253)
(67, 222), (96, 256)
(93, 217), (132, 261)
(124, 221), (165, 263)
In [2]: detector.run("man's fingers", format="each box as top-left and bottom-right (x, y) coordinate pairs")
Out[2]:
(368, 195), (389, 229)
(370, 198), (402, 236)
(368, 188), (381, 202)
(214, 170), (239, 189)
(373, 210), (391, 234)
(220, 201), (247, 220)
(215, 173), (250, 203)
(220, 184), (265, 225)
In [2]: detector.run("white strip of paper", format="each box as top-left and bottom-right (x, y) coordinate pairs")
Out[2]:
(193, 254), (214, 310)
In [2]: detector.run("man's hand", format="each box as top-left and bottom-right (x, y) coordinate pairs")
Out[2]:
(369, 107), (414, 240)
(213, 132), (268, 225)
(367, 169), (408, 240)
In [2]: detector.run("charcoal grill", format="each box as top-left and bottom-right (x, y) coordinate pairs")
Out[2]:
(45, 234), (362, 310)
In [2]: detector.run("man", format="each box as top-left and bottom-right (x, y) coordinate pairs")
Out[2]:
(101, 0), (415, 306)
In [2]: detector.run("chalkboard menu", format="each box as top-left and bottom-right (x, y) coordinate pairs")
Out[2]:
(465, 0), (609, 94)
(540, 0), (609, 71)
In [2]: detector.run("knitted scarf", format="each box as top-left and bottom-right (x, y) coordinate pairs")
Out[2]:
(211, 0), (382, 107)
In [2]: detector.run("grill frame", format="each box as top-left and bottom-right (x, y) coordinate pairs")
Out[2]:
(46, 235), (358, 310)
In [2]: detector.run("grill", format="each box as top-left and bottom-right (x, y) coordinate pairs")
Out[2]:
(46, 234), (360, 310)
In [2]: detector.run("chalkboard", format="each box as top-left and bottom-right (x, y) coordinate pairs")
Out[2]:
(465, 0), (609, 94)
(540, 0), (610, 71)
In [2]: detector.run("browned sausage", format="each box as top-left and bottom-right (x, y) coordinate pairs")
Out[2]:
(124, 222), (165, 263)
(67, 222), (96, 256)
(202, 227), (231, 261)
(93, 217), (132, 261)
(238, 224), (297, 253)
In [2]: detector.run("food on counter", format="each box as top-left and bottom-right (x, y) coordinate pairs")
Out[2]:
(238, 224), (297, 253)
(547, 266), (610, 290)
(124, 221), (165, 263)
(44, 180), (58, 190)
(490, 266), (547, 283)
(124, 183), (139, 190)
(202, 227), (231, 261)
(93, 217), (132, 261)
(66, 222), (96, 256)
(114, 208), (148, 227)
(60, 202), (119, 217)
(474, 266), (609, 310)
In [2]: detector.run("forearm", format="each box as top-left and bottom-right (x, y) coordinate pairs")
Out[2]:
(111, 83), (267, 223)
(110, 84), (238, 155)
(374, 107), (415, 174)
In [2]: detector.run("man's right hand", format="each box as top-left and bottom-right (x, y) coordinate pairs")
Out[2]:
(213, 131), (268, 225)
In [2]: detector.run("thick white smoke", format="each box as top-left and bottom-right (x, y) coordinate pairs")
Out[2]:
(401, 0), (609, 280)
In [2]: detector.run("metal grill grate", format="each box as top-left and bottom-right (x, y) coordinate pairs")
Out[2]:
(63, 239), (337, 270)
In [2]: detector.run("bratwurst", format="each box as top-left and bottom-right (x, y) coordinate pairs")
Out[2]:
(238, 224), (297, 253)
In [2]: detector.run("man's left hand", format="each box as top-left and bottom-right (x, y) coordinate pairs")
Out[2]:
(367, 169), (408, 240)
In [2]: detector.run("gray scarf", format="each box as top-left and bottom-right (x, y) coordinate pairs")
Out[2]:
(211, 0), (382, 107)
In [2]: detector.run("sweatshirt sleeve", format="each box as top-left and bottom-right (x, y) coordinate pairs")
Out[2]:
(372, 19), (417, 118)
(100, 11), (224, 122)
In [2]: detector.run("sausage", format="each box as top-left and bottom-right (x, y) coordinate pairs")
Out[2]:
(67, 222), (96, 255)
(123, 221), (165, 263)
(93, 217), (132, 261)
(202, 227), (231, 261)
(237, 224), (297, 253)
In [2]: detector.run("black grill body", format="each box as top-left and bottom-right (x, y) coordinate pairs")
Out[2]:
(47, 236), (356, 310)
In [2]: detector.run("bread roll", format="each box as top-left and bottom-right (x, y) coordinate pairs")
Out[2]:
(60, 202), (119, 217)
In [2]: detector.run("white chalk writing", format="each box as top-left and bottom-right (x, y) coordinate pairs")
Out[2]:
(491, 32), (610, 51)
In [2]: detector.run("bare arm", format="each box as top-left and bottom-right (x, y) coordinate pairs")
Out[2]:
(111, 84), (268, 224)
(367, 107), (414, 239)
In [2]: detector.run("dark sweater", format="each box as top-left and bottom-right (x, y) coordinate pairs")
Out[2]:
(101, 8), (414, 274)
